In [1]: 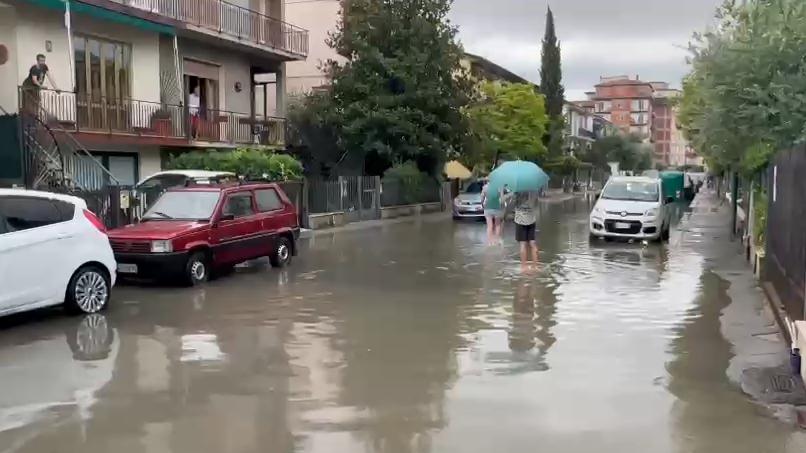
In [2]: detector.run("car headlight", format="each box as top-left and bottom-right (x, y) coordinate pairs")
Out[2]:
(151, 240), (173, 253)
(453, 198), (461, 206)
(592, 206), (603, 216)
(645, 208), (659, 218)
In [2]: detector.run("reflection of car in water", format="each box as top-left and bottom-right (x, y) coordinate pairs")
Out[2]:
(452, 181), (485, 220)
(0, 314), (117, 438)
(589, 176), (672, 242)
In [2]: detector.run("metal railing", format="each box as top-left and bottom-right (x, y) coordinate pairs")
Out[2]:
(19, 88), (120, 191)
(120, 0), (309, 57)
(30, 88), (285, 146)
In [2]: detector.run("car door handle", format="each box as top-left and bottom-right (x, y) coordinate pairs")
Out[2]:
(56, 233), (72, 240)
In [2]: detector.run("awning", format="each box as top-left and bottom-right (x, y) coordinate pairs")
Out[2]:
(444, 160), (472, 180)
(22, 0), (175, 35)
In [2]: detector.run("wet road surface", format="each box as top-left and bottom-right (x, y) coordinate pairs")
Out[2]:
(2, 197), (805, 452)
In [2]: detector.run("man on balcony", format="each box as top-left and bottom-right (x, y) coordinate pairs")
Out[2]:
(189, 84), (201, 139)
(21, 54), (59, 117)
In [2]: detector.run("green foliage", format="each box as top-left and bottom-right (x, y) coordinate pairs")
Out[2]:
(679, 0), (806, 174)
(466, 82), (549, 164)
(540, 7), (565, 158)
(543, 155), (580, 176)
(753, 186), (768, 248)
(381, 161), (439, 205)
(287, 0), (470, 177)
(166, 149), (303, 181)
(586, 134), (649, 172)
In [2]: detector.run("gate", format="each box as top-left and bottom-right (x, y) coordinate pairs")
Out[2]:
(307, 176), (380, 222)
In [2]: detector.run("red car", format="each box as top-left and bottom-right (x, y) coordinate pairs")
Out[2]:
(108, 182), (300, 285)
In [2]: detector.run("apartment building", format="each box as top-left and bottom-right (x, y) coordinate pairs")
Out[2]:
(0, 0), (307, 189)
(564, 101), (617, 156)
(584, 75), (699, 167)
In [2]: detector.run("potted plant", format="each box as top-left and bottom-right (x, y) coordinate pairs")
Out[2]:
(150, 108), (173, 136)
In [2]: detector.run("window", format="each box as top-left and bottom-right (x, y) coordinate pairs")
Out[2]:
(143, 191), (221, 220)
(74, 34), (132, 131)
(223, 193), (255, 218)
(255, 189), (283, 212)
(0, 197), (70, 232)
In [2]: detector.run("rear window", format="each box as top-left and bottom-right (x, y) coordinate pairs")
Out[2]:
(0, 196), (73, 233)
(255, 189), (283, 212)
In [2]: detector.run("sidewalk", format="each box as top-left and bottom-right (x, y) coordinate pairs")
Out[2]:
(679, 190), (806, 426)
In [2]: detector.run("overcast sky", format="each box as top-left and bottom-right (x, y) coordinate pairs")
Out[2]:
(449, 0), (722, 100)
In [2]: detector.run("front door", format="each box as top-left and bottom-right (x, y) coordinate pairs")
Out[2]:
(211, 191), (260, 265)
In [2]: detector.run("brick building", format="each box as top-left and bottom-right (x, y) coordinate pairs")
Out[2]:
(582, 75), (700, 167)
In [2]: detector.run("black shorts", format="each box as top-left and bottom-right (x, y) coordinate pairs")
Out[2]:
(515, 223), (537, 242)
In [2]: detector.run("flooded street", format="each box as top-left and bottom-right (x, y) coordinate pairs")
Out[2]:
(2, 197), (805, 452)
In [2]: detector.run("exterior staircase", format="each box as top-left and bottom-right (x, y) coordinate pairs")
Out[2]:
(18, 93), (119, 191)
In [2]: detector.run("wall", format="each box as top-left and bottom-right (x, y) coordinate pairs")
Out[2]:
(179, 39), (253, 114)
(284, 0), (342, 95)
(14, 6), (160, 102)
(0, 4), (19, 113)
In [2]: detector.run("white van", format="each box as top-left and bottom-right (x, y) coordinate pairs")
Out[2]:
(589, 176), (671, 242)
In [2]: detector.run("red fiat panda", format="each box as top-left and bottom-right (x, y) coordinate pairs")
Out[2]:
(108, 182), (299, 285)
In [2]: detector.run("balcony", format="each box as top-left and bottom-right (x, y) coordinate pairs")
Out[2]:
(26, 88), (285, 147)
(117, 0), (308, 58)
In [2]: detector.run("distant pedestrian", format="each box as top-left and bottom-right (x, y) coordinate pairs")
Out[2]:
(513, 191), (539, 270)
(481, 180), (504, 245)
(188, 85), (201, 139)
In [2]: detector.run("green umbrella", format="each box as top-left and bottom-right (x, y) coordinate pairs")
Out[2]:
(488, 160), (550, 195)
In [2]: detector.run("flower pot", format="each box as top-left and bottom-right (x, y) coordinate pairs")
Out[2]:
(152, 118), (172, 136)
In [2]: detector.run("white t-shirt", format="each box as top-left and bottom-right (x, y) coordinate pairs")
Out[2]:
(188, 93), (200, 115)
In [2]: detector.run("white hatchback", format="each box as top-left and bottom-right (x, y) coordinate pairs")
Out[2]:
(0, 189), (116, 317)
(589, 176), (672, 242)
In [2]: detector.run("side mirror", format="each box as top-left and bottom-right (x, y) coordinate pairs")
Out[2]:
(219, 213), (235, 222)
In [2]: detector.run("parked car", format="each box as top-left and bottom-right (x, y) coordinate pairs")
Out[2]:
(0, 189), (116, 317)
(589, 176), (672, 242)
(133, 170), (237, 215)
(452, 180), (486, 220)
(108, 181), (300, 286)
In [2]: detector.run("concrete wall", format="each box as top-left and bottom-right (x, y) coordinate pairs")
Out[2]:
(284, 0), (342, 95)
(179, 39), (253, 114)
(0, 4), (19, 113)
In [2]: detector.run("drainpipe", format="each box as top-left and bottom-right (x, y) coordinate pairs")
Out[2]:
(64, 0), (75, 91)
(173, 35), (182, 103)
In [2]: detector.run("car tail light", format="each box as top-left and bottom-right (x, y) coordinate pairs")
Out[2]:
(83, 209), (107, 234)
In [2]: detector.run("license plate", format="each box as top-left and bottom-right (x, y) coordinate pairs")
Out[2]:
(614, 222), (631, 229)
(117, 263), (138, 274)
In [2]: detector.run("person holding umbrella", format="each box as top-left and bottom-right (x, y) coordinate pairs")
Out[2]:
(487, 161), (549, 269)
(481, 179), (504, 245)
(513, 191), (540, 269)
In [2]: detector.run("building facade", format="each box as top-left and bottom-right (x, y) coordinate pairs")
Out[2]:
(583, 75), (700, 167)
(0, 0), (308, 189)
(564, 101), (617, 156)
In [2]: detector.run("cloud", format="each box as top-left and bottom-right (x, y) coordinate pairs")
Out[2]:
(449, 0), (721, 95)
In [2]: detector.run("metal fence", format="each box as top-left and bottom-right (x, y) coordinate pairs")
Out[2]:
(307, 176), (381, 221)
(380, 178), (442, 207)
(765, 147), (806, 320)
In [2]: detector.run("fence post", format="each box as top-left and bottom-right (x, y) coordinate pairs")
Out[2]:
(374, 176), (381, 219)
(301, 178), (309, 228)
(338, 176), (344, 212)
(356, 175), (363, 218)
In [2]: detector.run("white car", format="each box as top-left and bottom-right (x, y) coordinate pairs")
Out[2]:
(589, 176), (672, 242)
(0, 189), (116, 316)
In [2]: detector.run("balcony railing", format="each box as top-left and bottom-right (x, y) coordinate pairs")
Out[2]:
(26, 88), (285, 146)
(120, 0), (309, 57)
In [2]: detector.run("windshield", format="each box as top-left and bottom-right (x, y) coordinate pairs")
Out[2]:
(465, 182), (484, 194)
(601, 181), (659, 202)
(142, 191), (221, 220)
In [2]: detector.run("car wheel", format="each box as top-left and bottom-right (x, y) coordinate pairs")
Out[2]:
(184, 252), (209, 286)
(661, 224), (671, 242)
(270, 237), (292, 268)
(65, 265), (111, 314)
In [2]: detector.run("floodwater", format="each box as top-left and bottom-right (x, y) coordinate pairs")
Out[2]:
(1, 198), (805, 453)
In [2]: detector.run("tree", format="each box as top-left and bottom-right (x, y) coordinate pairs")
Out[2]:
(679, 0), (806, 175)
(587, 134), (648, 172)
(466, 82), (549, 165)
(540, 6), (565, 159)
(318, 0), (470, 177)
